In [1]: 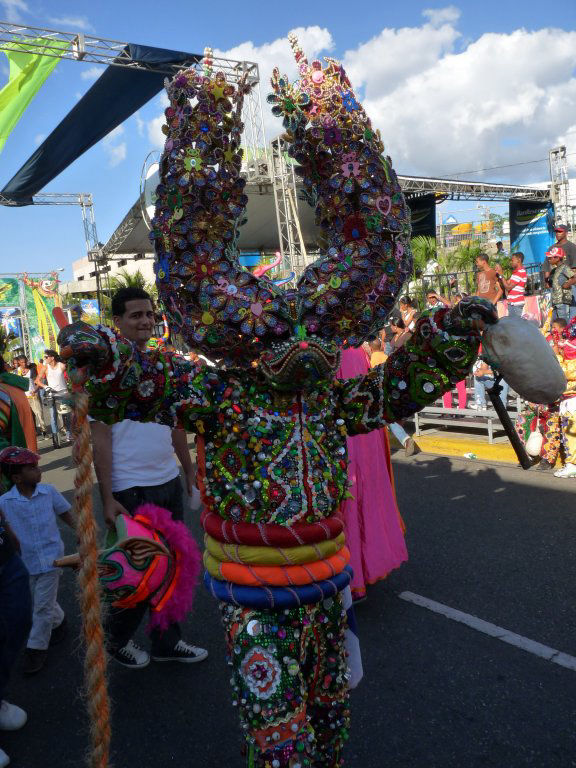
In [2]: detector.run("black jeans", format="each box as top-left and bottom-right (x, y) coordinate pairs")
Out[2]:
(0, 554), (32, 699)
(107, 475), (184, 655)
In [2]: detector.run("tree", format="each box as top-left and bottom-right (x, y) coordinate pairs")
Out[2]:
(109, 268), (156, 299)
(410, 235), (437, 275)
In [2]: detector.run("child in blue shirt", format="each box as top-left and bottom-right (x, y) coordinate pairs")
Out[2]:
(0, 446), (75, 675)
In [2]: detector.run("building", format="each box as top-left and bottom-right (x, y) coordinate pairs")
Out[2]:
(60, 252), (156, 296)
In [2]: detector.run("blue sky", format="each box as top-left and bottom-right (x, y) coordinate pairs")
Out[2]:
(0, 0), (575, 279)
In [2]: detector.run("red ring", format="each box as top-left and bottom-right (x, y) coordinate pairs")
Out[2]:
(200, 509), (344, 546)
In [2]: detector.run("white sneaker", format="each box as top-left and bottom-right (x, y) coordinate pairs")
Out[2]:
(0, 701), (27, 731)
(469, 402), (487, 411)
(112, 640), (150, 669)
(554, 463), (576, 478)
(0, 746), (9, 767)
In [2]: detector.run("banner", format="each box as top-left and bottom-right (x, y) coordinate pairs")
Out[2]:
(0, 278), (19, 307)
(0, 38), (70, 152)
(407, 194), (436, 239)
(21, 274), (61, 362)
(509, 200), (555, 265)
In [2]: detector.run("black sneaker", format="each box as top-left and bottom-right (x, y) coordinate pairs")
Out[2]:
(49, 616), (68, 646)
(23, 648), (47, 675)
(536, 460), (554, 472)
(112, 640), (150, 669)
(151, 640), (208, 664)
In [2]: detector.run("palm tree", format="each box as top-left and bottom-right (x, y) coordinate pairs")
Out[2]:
(410, 236), (437, 275)
(109, 268), (156, 298)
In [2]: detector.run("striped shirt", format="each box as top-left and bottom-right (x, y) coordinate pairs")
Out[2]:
(507, 267), (527, 305)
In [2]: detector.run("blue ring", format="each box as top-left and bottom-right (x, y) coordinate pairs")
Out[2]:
(204, 566), (353, 609)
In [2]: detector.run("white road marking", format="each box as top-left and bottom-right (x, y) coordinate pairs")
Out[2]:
(398, 591), (576, 672)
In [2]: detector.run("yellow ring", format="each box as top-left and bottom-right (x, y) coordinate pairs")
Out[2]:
(204, 532), (346, 566)
(203, 547), (350, 586)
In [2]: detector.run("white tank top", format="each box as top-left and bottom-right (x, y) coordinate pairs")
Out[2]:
(46, 363), (67, 393)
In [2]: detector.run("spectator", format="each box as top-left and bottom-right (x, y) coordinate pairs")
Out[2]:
(0, 356), (36, 452)
(475, 254), (503, 305)
(442, 293), (468, 410)
(470, 360), (509, 410)
(426, 291), (450, 309)
(546, 247), (576, 322)
(15, 357), (47, 439)
(495, 241), (507, 259)
(398, 296), (418, 332)
(43, 350), (71, 444)
(0, 446), (73, 675)
(542, 224), (576, 276)
(539, 320), (576, 478)
(0, 500), (31, 768)
(90, 287), (207, 669)
(499, 252), (527, 317)
(368, 337), (387, 367)
(390, 317), (411, 350)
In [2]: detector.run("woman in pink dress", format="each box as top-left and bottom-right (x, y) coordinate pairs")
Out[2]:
(336, 347), (408, 601)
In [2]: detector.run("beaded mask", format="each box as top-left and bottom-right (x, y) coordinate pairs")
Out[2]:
(151, 38), (411, 387)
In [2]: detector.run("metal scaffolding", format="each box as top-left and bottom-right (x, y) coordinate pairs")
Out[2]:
(549, 146), (570, 226)
(397, 175), (550, 202)
(270, 137), (308, 281)
(0, 21), (268, 184)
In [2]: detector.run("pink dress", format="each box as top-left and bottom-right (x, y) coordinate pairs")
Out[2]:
(336, 348), (408, 598)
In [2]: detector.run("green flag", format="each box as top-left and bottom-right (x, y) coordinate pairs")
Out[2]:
(0, 37), (70, 152)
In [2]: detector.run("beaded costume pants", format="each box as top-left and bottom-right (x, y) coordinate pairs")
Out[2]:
(542, 399), (576, 465)
(220, 596), (350, 768)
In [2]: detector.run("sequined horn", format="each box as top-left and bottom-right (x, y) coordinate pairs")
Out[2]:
(151, 52), (293, 365)
(268, 35), (413, 347)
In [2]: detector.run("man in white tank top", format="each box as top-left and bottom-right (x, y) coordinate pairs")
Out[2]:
(90, 288), (207, 670)
(43, 350), (71, 442)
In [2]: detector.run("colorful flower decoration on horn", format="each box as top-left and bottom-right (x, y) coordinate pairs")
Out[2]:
(268, 34), (413, 347)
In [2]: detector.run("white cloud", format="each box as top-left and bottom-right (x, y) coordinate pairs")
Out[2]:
(215, 26), (334, 138)
(422, 5), (461, 27)
(105, 142), (127, 167)
(147, 115), (165, 150)
(48, 15), (94, 32)
(80, 66), (103, 81)
(34, 133), (46, 146)
(342, 16), (460, 101)
(0, 0), (29, 22)
(134, 111), (145, 137)
(103, 125), (127, 167)
(356, 24), (576, 181)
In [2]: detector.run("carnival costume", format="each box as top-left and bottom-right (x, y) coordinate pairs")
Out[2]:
(59, 39), (497, 768)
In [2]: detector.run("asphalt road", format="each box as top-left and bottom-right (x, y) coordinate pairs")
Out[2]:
(4, 441), (576, 767)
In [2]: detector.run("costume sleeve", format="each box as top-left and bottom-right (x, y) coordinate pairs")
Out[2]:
(61, 324), (220, 430)
(334, 308), (480, 435)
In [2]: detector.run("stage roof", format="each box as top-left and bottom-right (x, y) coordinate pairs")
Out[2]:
(102, 175), (551, 257)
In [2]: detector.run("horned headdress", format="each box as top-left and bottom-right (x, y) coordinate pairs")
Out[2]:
(151, 37), (412, 364)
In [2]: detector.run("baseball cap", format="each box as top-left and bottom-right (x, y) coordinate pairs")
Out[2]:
(554, 224), (568, 233)
(0, 446), (40, 465)
(546, 246), (565, 259)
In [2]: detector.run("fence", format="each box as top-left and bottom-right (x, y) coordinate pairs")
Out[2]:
(407, 263), (545, 311)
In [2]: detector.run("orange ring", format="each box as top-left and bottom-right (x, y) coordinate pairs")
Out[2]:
(203, 547), (350, 587)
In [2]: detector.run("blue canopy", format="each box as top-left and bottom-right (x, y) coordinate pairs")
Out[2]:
(1, 43), (201, 205)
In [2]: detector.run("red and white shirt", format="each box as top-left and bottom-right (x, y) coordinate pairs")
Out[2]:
(507, 267), (527, 305)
